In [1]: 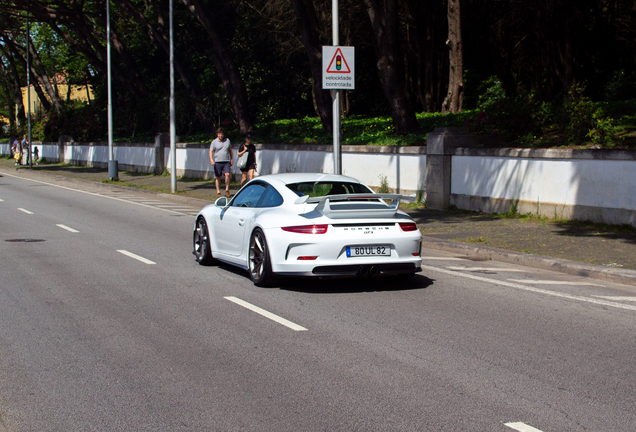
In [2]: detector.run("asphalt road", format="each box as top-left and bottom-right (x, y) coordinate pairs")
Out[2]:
(1, 172), (635, 431)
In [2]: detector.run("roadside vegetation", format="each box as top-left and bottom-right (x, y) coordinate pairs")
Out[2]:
(4, 80), (633, 150)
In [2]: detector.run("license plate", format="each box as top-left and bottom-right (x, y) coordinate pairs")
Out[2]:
(346, 245), (390, 257)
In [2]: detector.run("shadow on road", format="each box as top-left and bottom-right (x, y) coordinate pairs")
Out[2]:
(279, 274), (434, 294)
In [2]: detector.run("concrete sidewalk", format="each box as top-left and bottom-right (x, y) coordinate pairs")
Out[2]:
(3, 159), (636, 286)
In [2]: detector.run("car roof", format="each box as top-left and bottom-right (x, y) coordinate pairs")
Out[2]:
(257, 173), (362, 186)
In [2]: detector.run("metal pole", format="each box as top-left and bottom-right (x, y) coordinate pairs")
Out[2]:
(26, 12), (32, 168)
(169, 0), (176, 193)
(332, 0), (341, 175)
(107, 0), (118, 180)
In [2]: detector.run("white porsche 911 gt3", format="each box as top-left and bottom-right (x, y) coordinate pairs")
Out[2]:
(193, 173), (422, 286)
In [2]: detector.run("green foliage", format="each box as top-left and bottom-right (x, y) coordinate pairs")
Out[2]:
(563, 83), (595, 144)
(377, 174), (390, 193)
(604, 70), (636, 101)
(35, 101), (106, 142)
(586, 108), (619, 146)
(468, 76), (540, 140)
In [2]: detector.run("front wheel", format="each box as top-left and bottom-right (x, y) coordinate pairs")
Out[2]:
(193, 217), (214, 265)
(249, 228), (276, 287)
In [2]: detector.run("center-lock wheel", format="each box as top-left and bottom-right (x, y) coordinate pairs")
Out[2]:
(249, 228), (276, 287)
(193, 217), (214, 265)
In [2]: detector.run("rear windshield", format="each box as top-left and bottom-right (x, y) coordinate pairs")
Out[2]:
(286, 181), (373, 197)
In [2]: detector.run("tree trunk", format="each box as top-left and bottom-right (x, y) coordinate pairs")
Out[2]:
(28, 37), (62, 113)
(1, 34), (53, 113)
(362, 0), (421, 135)
(0, 42), (27, 128)
(290, 0), (333, 135)
(442, 0), (463, 113)
(115, 0), (215, 132)
(181, 0), (255, 133)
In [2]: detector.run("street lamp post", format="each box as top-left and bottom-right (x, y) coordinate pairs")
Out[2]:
(169, 0), (176, 193)
(26, 12), (32, 168)
(106, 0), (118, 180)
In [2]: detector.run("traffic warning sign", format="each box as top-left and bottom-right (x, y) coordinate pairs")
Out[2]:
(322, 46), (355, 90)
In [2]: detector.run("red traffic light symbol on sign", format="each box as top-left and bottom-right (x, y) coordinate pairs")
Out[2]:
(326, 48), (351, 73)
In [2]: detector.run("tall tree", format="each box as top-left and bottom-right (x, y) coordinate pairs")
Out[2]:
(0, 44), (26, 129)
(290, 0), (333, 134)
(442, 0), (463, 113)
(115, 0), (215, 132)
(181, 0), (255, 133)
(362, 0), (420, 135)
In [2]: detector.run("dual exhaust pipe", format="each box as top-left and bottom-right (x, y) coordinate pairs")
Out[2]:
(357, 265), (379, 277)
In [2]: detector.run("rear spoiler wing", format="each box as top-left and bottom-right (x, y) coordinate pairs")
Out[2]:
(294, 193), (415, 219)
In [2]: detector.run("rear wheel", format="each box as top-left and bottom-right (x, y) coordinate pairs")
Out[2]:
(193, 217), (214, 265)
(249, 228), (276, 287)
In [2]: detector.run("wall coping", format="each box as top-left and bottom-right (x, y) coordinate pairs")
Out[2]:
(33, 141), (636, 160)
(454, 147), (636, 161)
(44, 141), (428, 154)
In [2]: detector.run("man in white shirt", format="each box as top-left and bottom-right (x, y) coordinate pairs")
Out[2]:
(209, 127), (233, 198)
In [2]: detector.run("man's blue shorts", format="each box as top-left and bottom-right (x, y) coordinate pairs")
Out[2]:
(214, 161), (231, 178)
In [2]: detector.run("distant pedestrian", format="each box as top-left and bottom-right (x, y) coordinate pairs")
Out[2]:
(33, 146), (39, 165)
(209, 127), (233, 198)
(11, 138), (21, 166)
(21, 135), (29, 165)
(238, 134), (257, 187)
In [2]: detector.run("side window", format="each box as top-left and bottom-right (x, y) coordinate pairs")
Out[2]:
(258, 186), (284, 208)
(232, 183), (267, 208)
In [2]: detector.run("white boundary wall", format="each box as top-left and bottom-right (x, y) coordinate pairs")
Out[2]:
(2, 141), (634, 225)
(168, 145), (426, 194)
(450, 149), (636, 226)
(452, 156), (636, 210)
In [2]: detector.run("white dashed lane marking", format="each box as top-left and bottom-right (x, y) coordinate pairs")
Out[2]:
(17, 208), (33, 214)
(505, 422), (544, 432)
(117, 250), (156, 265)
(224, 296), (308, 331)
(56, 224), (79, 233)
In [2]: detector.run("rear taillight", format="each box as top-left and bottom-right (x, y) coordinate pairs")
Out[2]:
(399, 222), (418, 232)
(282, 225), (328, 234)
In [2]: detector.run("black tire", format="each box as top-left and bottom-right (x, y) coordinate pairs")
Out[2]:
(249, 228), (276, 287)
(193, 217), (214, 265)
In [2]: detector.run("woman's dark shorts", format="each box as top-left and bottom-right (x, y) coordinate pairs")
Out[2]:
(240, 162), (256, 173)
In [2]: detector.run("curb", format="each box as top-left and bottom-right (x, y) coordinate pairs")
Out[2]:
(421, 237), (636, 287)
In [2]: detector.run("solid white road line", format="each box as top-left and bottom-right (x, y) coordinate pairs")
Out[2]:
(504, 422), (544, 432)
(593, 295), (636, 302)
(117, 250), (156, 265)
(421, 257), (470, 261)
(446, 266), (527, 272)
(421, 264), (636, 312)
(509, 279), (606, 287)
(56, 224), (79, 233)
(224, 296), (308, 331)
(17, 208), (33, 214)
(0, 171), (186, 215)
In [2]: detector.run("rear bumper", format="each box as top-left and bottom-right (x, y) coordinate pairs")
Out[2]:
(275, 263), (421, 277)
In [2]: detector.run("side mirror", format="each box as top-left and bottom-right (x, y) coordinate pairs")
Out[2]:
(215, 197), (228, 207)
